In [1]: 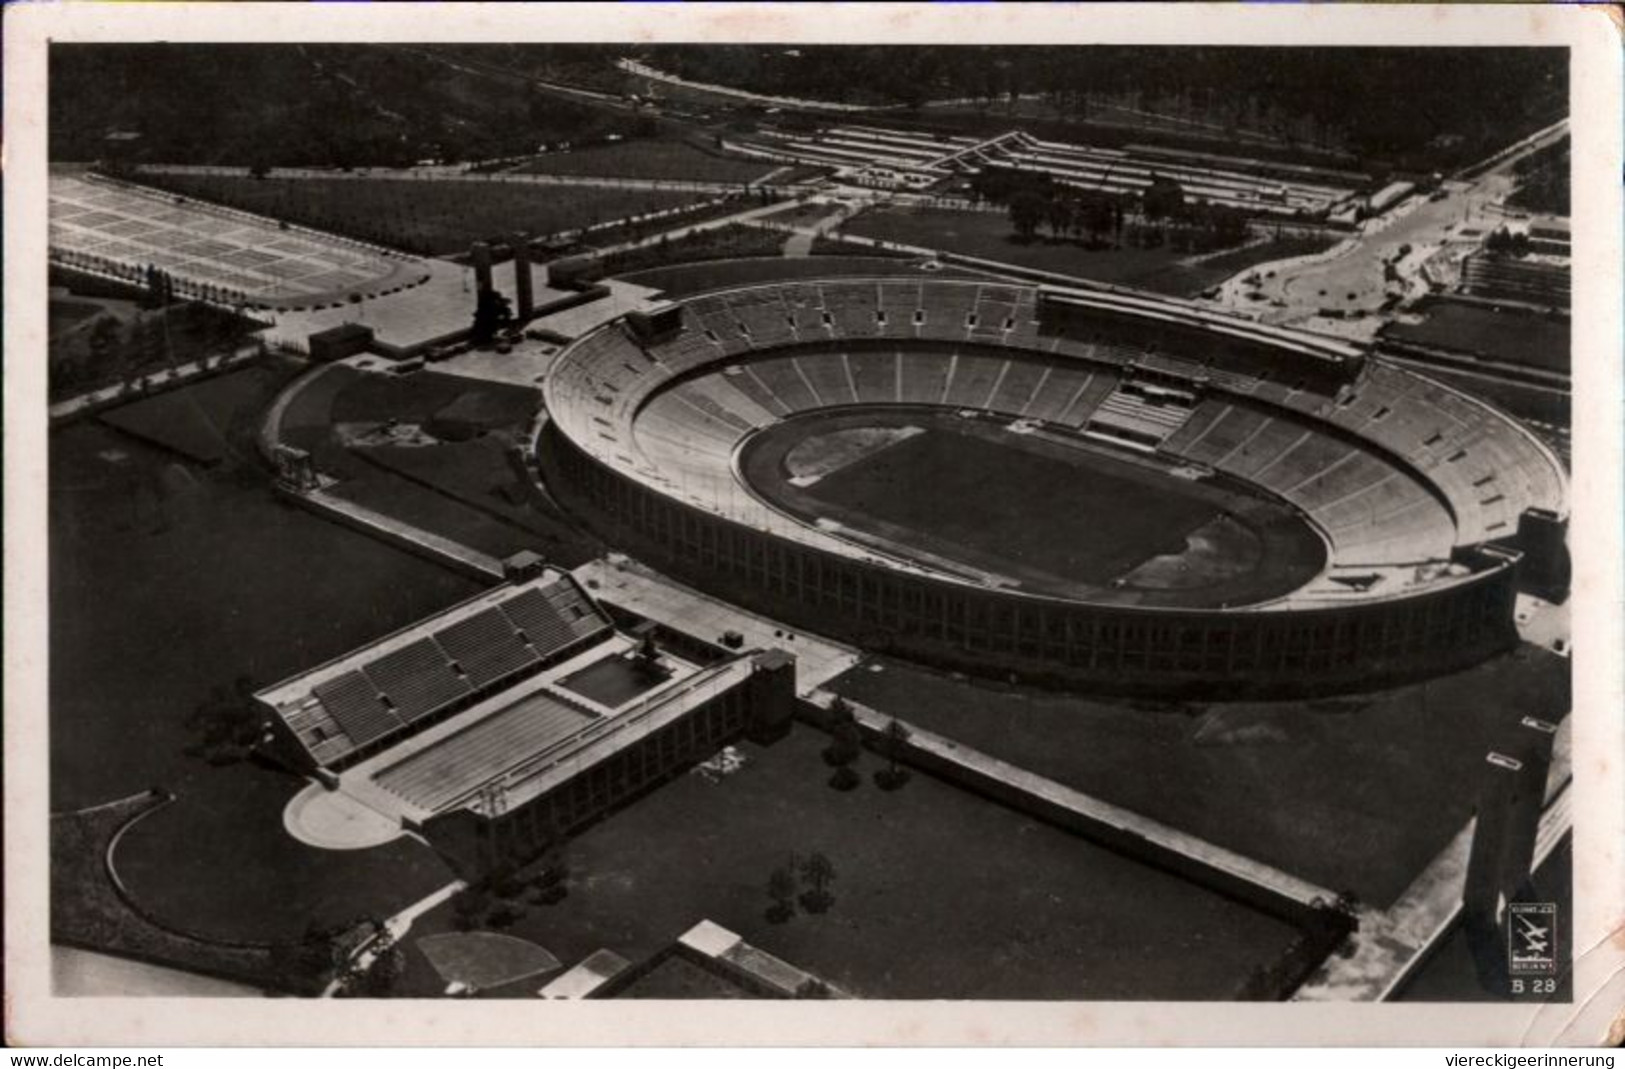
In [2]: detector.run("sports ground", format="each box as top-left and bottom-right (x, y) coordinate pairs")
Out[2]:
(740, 407), (1326, 606)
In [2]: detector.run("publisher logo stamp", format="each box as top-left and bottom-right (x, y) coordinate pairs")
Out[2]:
(1508, 902), (1558, 975)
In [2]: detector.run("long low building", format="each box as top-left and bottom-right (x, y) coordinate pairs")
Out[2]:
(536, 277), (1567, 697)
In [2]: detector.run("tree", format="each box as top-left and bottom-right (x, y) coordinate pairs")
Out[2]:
(335, 930), (406, 998)
(470, 285), (514, 344)
(1142, 174), (1186, 221)
(798, 851), (836, 914)
(822, 698), (862, 790)
(1007, 190), (1048, 242)
(874, 719), (913, 791)
(181, 675), (262, 766)
(765, 865), (797, 923)
(1045, 195), (1075, 241)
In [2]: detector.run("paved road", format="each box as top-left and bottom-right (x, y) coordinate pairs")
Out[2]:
(1206, 119), (1570, 335)
(138, 163), (789, 196)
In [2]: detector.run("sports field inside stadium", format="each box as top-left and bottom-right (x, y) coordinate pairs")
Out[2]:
(740, 408), (1325, 606)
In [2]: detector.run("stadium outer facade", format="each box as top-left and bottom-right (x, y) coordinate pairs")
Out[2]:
(536, 278), (1568, 697)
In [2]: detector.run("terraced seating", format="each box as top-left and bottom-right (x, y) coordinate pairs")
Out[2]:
(1171, 404), (1271, 467)
(1007, 291), (1042, 346)
(1054, 370), (1122, 428)
(1157, 399), (1232, 455)
(721, 364), (794, 418)
(878, 282), (923, 339)
(553, 282), (1565, 587)
(749, 356), (820, 412)
(1087, 386), (1195, 445)
(944, 353), (1010, 409)
(800, 351), (859, 406)
(1020, 365), (1095, 424)
(693, 373), (781, 428)
(987, 357), (1050, 414)
(918, 286), (976, 340)
(821, 282), (882, 340)
(899, 349), (954, 404)
(728, 292), (797, 347)
(968, 285), (1021, 344)
(848, 349), (900, 404)
(1247, 427), (1350, 495)
(1215, 418), (1305, 480)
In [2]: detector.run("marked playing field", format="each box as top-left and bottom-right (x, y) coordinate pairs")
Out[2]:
(741, 408), (1325, 607)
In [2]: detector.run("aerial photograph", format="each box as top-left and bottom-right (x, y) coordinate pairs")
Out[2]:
(44, 40), (1573, 1005)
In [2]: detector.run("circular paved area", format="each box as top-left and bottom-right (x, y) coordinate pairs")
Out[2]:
(284, 782), (405, 850)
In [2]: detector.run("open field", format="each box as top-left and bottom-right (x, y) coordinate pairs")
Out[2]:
(826, 645), (1571, 908)
(50, 378), (480, 938)
(97, 367), (274, 465)
(842, 206), (1339, 296)
(1384, 300), (1570, 374)
(516, 140), (774, 184)
(134, 173), (712, 257)
(50, 299), (104, 336)
(399, 724), (1302, 999)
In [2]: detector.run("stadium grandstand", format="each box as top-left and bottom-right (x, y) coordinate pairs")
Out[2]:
(261, 567), (798, 874)
(537, 278), (1567, 696)
(733, 124), (1365, 217)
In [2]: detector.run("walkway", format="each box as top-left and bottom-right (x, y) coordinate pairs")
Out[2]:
(320, 879), (467, 997)
(1293, 718), (1573, 1001)
(811, 690), (1338, 919)
(573, 556), (860, 694)
(49, 341), (263, 423)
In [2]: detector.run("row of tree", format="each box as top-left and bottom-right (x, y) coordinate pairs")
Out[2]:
(972, 165), (1250, 253)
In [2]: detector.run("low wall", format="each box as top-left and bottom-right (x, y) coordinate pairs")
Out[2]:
(283, 486), (504, 582)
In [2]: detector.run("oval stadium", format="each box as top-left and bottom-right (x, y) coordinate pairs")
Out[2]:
(538, 278), (1568, 696)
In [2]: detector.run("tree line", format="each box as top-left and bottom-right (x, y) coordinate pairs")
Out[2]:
(970, 165), (1250, 254)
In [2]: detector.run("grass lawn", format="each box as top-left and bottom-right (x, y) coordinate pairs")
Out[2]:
(754, 201), (844, 229)
(140, 174), (713, 257)
(826, 645), (1571, 909)
(1385, 300), (1570, 374)
(516, 141), (773, 184)
(112, 762), (454, 944)
(402, 723), (1302, 1000)
(743, 410), (1323, 605)
(50, 299), (104, 337)
(617, 256), (988, 297)
(843, 206), (1339, 297)
(51, 385), (483, 939)
(331, 468), (545, 560)
(279, 365), (600, 565)
(1394, 837), (1572, 1003)
(803, 423), (1214, 582)
(98, 367), (276, 465)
